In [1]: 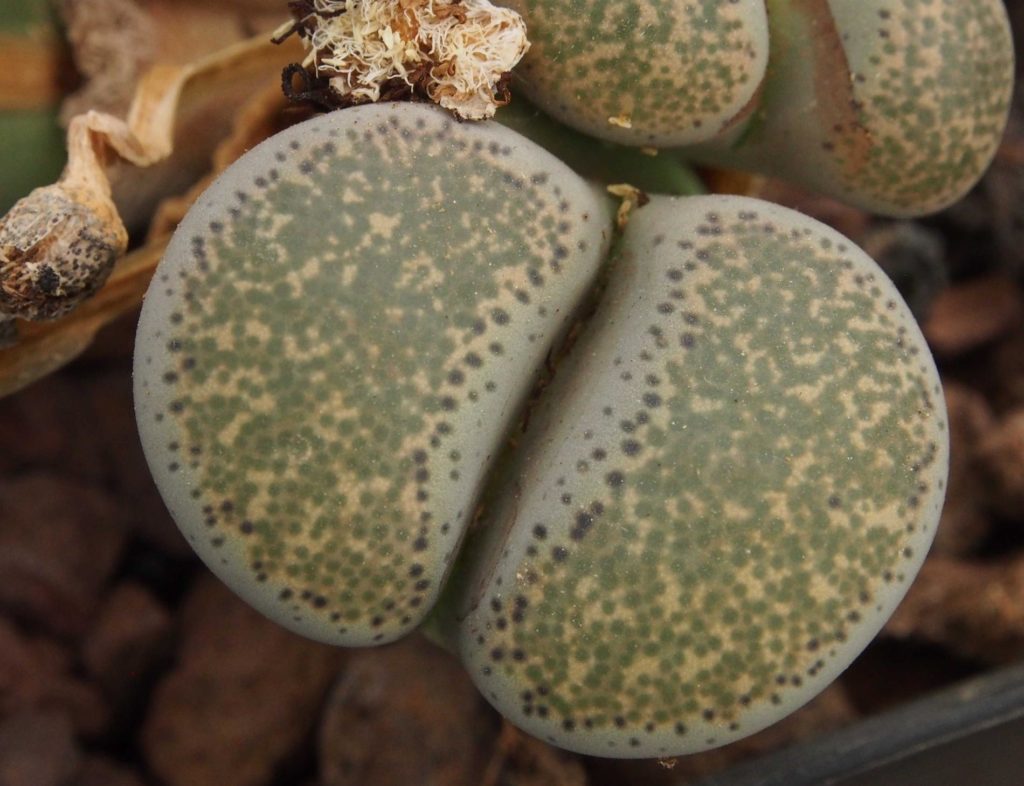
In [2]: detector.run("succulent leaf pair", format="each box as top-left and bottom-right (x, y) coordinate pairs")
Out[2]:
(509, 0), (1015, 215)
(134, 102), (948, 757)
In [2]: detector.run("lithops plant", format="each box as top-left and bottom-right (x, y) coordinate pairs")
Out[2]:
(134, 102), (948, 757)
(507, 0), (1015, 216)
(689, 0), (1016, 216)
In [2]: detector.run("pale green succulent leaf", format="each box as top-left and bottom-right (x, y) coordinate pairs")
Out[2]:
(453, 194), (948, 756)
(134, 103), (615, 646)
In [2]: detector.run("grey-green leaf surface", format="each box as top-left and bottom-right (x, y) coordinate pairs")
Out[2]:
(504, 0), (770, 146)
(134, 103), (614, 646)
(685, 0), (1015, 216)
(452, 194), (948, 756)
(134, 102), (949, 760)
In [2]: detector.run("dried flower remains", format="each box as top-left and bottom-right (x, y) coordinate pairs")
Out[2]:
(276, 0), (529, 120)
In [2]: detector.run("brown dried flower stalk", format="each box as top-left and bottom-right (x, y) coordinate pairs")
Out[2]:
(0, 34), (300, 347)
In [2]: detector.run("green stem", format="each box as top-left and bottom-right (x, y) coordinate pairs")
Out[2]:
(496, 96), (706, 197)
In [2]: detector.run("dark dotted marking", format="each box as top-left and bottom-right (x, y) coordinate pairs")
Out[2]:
(642, 393), (662, 408)
(605, 470), (625, 488)
(492, 308), (510, 325)
(570, 512), (594, 541)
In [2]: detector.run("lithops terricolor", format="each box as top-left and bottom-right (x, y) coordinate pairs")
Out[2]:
(134, 103), (948, 757)
(687, 0), (1015, 216)
(505, 0), (1014, 216)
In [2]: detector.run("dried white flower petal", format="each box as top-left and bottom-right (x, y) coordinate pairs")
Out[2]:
(294, 0), (529, 120)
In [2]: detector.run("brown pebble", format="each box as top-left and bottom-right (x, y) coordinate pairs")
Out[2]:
(0, 710), (80, 786)
(0, 473), (126, 638)
(141, 576), (344, 786)
(0, 617), (108, 736)
(0, 370), (191, 557)
(931, 382), (995, 555)
(975, 407), (1024, 519)
(885, 555), (1024, 664)
(484, 723), (588, 786)
(987, 327), (1024, 411)
(319, 635), (496, 786)
(68, 755), (147, 786)
(923, 274), (1023, 357)
(81, 582), (173, 703)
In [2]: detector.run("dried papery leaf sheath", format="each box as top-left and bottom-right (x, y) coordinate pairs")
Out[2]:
(454, 195), (948, 756)
(134, 103), (614, 645)
(0, 35), (302, 345)
(688, 0), (1015, 216)
(503, 0), (770, 146)
(282, 0), (530, 119)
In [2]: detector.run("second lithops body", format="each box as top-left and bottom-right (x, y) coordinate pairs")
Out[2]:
(684, 0), (1015, 216)
(135, 103), (947, 758)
